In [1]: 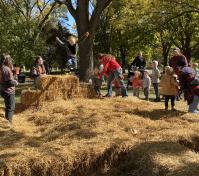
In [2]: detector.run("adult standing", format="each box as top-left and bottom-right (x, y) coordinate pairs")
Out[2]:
(0, 54), (18, 127)
(98, 54), (128, 97)
(169, 48), (188, 76)
(132, 51), (146, 70)
(131, 51), (146, 79)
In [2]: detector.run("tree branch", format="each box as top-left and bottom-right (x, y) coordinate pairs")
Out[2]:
(64, 0), (77, 20)
(38, 2), (57, 29)
(89, 0), (112, 34)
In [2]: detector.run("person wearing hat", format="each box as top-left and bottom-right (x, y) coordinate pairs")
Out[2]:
(151, 60), (161, 102)
(178, 61), (199, 114)
(160, 66), (179, 110)
(169, 48), (188, 76)
(142, 70), (151, 100)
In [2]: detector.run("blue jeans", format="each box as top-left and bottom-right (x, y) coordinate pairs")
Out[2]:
(107, 68), (128, 97)
(153, 83), (160, 99)
(1, 92), (15, 122)
(67, 56), (77, 69)
(144, 87), (150, 100)
(133, 88), (140, 97)
(188, 95), (199, 113)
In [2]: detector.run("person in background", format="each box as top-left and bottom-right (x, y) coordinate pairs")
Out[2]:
(178, 61), (199, 114)
(131, 51), (146, 78)
(169, 48), (188, 76)
(0, 54), (18, 127)
(142, 70), (151, 100)
(131, 71), (142, 98)
(160, 66), (179, 111)
(113, 79), (121, 96)
(99, 63), (105, 83)
(191, 63), (199, 79)
(151, 60), (161, 102)
(126, 65), (138, 90)
(13, 64), (21, 81)
(91, 67), (102, 98)
(31, 56), (46, 88)
(98, 54), (128, 98)
(131, 51), (146, 70)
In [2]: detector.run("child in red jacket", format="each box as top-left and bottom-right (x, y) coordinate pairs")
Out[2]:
(98, 54), (128, 97)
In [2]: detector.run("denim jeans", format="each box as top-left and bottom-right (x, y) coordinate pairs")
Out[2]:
(133, 88), (140, 97)
(1, 92), (15, 122)
(67, 56), (77, 69)
(188, 95), (199, 113)
(153, 83), (160, 99)
(107, 68), (128, 97)
(144, 87), (150, 100)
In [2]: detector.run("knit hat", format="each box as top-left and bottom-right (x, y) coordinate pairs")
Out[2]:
(153, 60), (158, 66)
(143, 69), (149, 74)
(165, 66), (173, 75)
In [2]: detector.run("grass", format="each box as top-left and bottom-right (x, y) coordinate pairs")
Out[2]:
(0, 81), (199, 176)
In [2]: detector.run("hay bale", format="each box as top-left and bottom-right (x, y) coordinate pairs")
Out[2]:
(21, 88), (80, 107)
(21, 89), (42, 106)
(21, 76), (97, 107)
(78, 83), (96, 98)
(37, 75), (79, 91)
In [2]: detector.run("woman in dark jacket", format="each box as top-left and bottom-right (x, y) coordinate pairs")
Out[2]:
(0, 54), (18, 126)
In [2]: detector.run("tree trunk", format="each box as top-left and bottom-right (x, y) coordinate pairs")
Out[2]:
(78, 37), (94, 81)
(65, 0), (112, 81)
(119, 45), (127, 73)
(183, 49), (191, 63)
(162, 42), (171, 68)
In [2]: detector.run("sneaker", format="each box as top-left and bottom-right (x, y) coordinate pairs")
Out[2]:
(189, 110), (199, 114)
(154, 98), (160, 102)
(171, 107), (177, 111)
(103, 94), (111, 98)
(165, 107), (168, 111)
(122, 95), (128, 98)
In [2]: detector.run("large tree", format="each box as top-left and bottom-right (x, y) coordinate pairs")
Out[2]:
(59, 0), (112, 81)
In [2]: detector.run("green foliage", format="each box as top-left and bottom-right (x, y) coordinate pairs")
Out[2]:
(0, 0), (67, 68)
(94, 0), (199, 66)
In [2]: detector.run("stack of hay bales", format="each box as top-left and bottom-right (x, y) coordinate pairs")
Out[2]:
(21, 75), (96, 106)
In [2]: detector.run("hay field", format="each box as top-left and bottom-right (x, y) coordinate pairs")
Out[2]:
(0, 97), (199, 176)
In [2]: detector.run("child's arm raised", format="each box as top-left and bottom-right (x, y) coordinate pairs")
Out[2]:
(56, 37), (65, 46)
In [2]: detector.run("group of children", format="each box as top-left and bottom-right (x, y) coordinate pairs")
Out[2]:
(91, 53), (199, 114)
